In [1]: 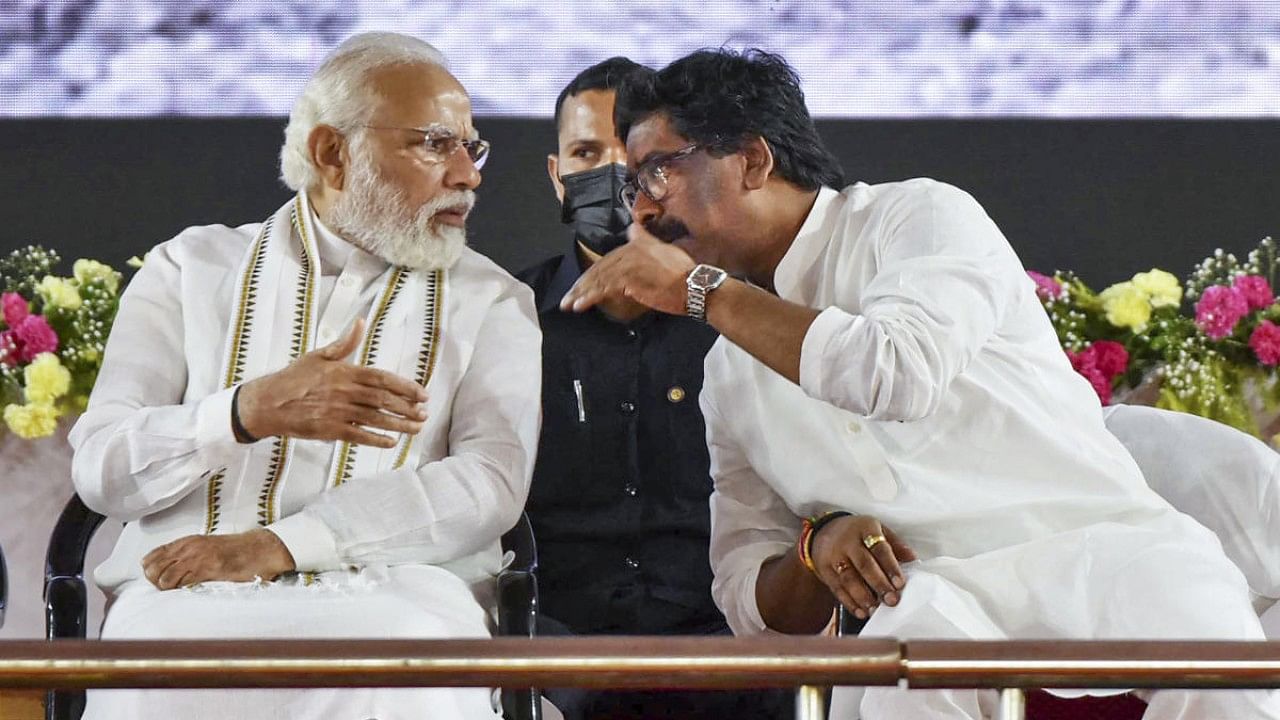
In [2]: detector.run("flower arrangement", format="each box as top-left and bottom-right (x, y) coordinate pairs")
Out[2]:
(0, 245), (124, 439)
(1032, 236), (1280, 440)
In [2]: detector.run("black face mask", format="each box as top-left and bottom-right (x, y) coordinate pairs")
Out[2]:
(559, 163), (631, 255)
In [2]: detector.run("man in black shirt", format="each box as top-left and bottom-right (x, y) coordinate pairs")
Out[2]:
(518, 58), (791, 720)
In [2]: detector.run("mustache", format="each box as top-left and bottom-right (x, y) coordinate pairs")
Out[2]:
(643, 216), (690, 243)
(425, 190), (477, 216)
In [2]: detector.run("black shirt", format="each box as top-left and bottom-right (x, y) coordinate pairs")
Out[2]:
(518, 249), (723, 635)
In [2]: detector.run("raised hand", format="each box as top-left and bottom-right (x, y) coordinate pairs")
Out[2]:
(560, 223), (696, 316)
(237, 318), (428, 448)
(809, 515), (917, 620)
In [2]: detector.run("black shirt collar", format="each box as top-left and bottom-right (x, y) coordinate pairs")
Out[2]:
(538, 247), (587, 315)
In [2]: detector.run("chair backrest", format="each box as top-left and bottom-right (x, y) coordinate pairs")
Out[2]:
(1103, 404), (1280, 603)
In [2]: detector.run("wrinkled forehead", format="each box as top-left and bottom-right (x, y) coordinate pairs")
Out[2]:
(624, 112), (691, 171)
(367, 62), (476, 137)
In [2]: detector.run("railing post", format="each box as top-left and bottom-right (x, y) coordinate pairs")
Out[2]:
(795, 684), (826, 720)
(997, 688), (1025, 720)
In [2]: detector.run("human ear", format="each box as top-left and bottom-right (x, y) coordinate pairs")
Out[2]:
(308, 124), (348, 191)
(740, 135), (774, 191)
(547, 153), (565, 203)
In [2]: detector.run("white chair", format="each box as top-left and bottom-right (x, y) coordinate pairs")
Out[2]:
(1103, 404), (1280, 625)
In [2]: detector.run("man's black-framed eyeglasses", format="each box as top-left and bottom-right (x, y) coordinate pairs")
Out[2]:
(619, 143), (707, 209)
(362, 124), (491, 169)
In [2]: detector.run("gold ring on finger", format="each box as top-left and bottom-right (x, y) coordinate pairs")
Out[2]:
(862, 534), (887, 550)
(832, 560), (852, 574)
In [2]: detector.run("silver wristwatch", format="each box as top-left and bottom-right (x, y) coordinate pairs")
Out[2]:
(686, 264), (728, 323)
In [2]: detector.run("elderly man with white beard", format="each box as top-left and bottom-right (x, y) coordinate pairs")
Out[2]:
(68, 32), (541, 720)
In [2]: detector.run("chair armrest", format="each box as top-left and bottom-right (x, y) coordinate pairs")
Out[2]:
(45, 575), (89, 720)
(497, 569), (541, 720)
(497, 512), (541, 720)
(497, 569), (538, 639)
(45, 575), (89, 640)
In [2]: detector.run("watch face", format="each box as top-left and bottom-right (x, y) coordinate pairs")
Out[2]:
(690, 264), (727, 289)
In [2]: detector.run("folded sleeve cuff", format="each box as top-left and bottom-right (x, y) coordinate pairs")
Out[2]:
(738, 558), (772, 635)
(267, 511), (345, 573)
(195, 386), (240, 448)
(799, 306), (860, 399)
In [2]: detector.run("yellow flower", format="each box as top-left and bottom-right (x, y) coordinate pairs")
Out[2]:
(126, 254), (148, 269)
(24, 352), (71, 403)
(1099, 281), (1152, 331)
(73, 258), (121, 294)
(1131, 269), (1182, 308)
(3, 401), (60, 439)
(36, 275), (82, 310)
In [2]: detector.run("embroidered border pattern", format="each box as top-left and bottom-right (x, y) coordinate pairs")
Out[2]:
(221, 221), (272, 389)
(206, 220), (272, 535)
(254, 200), (319, 527)
(287, 196), (319, 360)
(202, 469), (227, 535)
(330, 267), (408, 487)
(394, 270), (444, 469)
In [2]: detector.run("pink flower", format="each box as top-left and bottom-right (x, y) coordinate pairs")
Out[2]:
(1195, 284), (1250, 340)
(1027, 270), (1064, 301)
(1, 292), (28, 328)
(0, 331), (15, 368)
(1228, 272), (1269, 310)
(1067, 346), (1114, 406)
(1251, 320), (1280, 366)
(1234, 274), (1275, 311)
(1088, 340), (1129, 377)
(11, 315), (58, 363)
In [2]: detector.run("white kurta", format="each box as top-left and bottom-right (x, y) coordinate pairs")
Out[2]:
(70, 204), (542, 719)
(704, 180), (1278, 718)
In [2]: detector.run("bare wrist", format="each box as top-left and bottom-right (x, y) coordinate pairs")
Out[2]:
(234, 380), (267, 441)
(704, 276), (743, 327)
(255, 529), (296, 575)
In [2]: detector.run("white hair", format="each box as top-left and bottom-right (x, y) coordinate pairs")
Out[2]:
(280, 32), (447, 192)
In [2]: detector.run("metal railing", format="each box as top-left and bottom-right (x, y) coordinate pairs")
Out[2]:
(3, 637), (1280, 719)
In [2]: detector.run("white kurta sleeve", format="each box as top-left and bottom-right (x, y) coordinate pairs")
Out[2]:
(703, 380), (797, 636)
(69, 238), (242, 521)
(797, 182), (1019, 422)
(266, 282), (542, 571)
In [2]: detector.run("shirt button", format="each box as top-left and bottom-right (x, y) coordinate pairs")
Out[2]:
(624, 557), (640, 570)
(626, 328), (639, 340)
(319, 327), (336, 343)
(624, 484), (638, 497)
(667, 386), (686, 403)
(619, 401), (636, 415)
(846, 421), (861, 434)
(339, 276), (356, 288)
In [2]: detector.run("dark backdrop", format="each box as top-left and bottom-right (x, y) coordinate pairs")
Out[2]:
(3, 118), (1277, 286)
